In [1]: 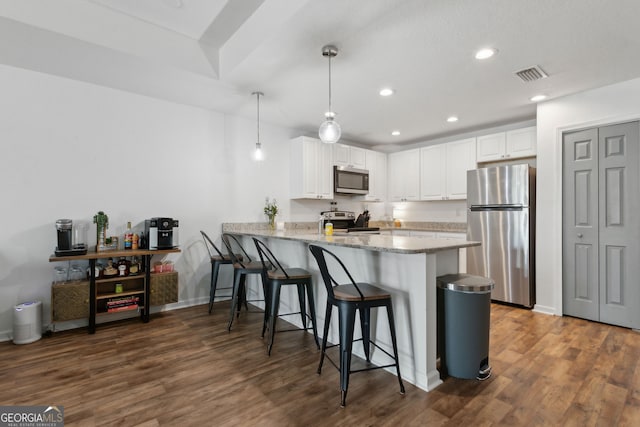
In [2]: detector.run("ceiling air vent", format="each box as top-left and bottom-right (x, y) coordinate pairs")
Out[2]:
(514, 65), (548, 82)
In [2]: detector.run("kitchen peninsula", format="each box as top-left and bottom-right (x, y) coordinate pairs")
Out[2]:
(222, 223), (480, 391)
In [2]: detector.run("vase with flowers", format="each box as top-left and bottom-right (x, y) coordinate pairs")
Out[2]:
(264, 197), (278, 230)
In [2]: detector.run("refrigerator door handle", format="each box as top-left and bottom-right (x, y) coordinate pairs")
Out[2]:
(469, 205), (525, 211)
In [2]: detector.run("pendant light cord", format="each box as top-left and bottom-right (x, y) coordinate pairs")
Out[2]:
(328, 54), (332, 114)
(256, 92), (260, 144)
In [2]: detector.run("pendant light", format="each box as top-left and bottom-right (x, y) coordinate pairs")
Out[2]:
(318, 45), (341, 144)
(253, 91), (264, 161)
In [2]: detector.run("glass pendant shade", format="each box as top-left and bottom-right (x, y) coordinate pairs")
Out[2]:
(319, 114), (341, 144)
(254, 142), (263, 161)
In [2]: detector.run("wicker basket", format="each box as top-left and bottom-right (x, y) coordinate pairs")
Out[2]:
(150, 272), (179, 306)
(51, 281), (90, 322)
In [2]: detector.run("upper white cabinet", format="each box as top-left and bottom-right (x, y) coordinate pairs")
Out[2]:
(333, 144), (366, 169)
(420, 144), (446, 200)
(290, 136), (334, 199)
(388, 149), (420, 202)
(420, 138), (476, 200)
(364, 149), (387, 202)
(506, 126), (537, 158)
(476, 126), (536, 162)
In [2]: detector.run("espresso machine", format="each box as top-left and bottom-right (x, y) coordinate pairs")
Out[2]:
(55, 219), (88, 256)
(145, 217), (179, 249)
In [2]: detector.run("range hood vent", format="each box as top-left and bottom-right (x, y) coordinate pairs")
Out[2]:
(514, 65), (548, 82)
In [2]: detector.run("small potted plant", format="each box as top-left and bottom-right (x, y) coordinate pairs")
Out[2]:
(264, 197), (278, 230)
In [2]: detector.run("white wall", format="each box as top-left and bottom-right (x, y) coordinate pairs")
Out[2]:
(535, 77), (640, 315)
(0, 63), (299, 338)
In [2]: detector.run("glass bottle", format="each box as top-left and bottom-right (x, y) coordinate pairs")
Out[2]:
(129, 256), (140, 276)
(124, 222), (133, 250)
(139, 232), (147, 250)
(117, 257), (130, 277)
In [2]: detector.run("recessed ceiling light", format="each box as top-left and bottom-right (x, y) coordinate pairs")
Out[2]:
(530, 94), (547, 102)
(391, 130), (401, 136)
(379, 88), (394, 97)
(447, 116), (459, 123)
(475, 48), (497, 60)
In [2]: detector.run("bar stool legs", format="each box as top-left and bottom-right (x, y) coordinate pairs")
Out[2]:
(318, 299), (405, 408)
(208, 260), (223, 314)
(263, 280), (319, 355)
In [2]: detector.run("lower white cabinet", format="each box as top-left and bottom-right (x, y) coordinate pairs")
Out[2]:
(290, 136), (334, 199)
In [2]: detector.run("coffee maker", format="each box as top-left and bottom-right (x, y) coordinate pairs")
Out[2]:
(55, 219), (87, 256)
(145, 217), (179, 249)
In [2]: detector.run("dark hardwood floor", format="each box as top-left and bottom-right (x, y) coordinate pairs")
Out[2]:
(1, 302), (639, 426)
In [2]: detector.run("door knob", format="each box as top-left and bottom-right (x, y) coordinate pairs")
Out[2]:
(577, 233), (583, 238)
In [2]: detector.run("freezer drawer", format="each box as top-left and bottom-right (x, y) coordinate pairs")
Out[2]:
(466, 209), (534, 307)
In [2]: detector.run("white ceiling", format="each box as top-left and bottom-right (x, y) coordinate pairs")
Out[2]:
(2, 0), (640, 150)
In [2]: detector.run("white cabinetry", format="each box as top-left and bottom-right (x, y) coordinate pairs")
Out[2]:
(388, 149), (420, 202)
(333, 144), (366, 169)
(420, 144), (446, 200)
(420, 138), (476, 200)
(364, 150), (387, 202)
(290, 136), (334, 199)
(476, 126), (536, 162)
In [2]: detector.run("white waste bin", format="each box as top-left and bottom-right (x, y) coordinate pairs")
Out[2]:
(13, 301), (42, 344)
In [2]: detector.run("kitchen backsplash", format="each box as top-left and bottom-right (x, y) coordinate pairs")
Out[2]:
(288, 197), (466, 224)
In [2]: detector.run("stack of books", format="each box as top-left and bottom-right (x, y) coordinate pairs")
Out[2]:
(107, 295), (140, 313)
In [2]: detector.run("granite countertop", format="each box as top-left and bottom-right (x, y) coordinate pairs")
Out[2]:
(370, 221), (466, 233)
(222, 223), (478, 255)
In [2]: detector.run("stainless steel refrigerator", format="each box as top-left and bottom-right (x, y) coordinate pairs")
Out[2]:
(466, 164), (536, 308)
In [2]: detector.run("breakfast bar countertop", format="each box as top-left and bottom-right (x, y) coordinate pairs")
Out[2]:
(221, 221), (476, 392)
(221, 223), (479, 254)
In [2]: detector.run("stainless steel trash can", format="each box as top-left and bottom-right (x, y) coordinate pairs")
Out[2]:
(437, 274), (494, 380)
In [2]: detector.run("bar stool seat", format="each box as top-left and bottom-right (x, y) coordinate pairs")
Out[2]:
(309, 244), (405, 407)
(254, 238), (319, 355)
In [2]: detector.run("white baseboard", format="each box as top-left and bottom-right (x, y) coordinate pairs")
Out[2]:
(0, 297), (213, 342)
(532, 304), (557, 316)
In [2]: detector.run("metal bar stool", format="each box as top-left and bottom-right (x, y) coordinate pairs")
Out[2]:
(253, 238), (319, 355)
(200, 231), (243, 314)
(309, 244), (405, 407)
(221, 233), (267, 331)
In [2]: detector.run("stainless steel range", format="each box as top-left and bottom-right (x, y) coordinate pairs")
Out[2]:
(321, 211), (380, 234)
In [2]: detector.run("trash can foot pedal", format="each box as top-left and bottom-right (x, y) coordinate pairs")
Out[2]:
(477, 366), (492, 381)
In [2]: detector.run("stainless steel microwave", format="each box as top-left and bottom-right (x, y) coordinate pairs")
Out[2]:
(334, 166), (369, 195)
